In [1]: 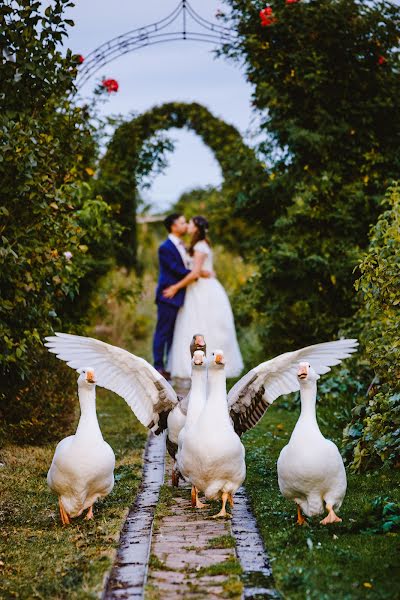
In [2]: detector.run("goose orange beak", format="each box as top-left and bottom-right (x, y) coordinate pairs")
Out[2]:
(86, 371), (96, 384)
(297, 365), (308, 379)
(215, 353), (224, 364)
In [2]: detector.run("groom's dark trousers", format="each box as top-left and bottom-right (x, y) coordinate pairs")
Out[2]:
(153, 239), (190, 371)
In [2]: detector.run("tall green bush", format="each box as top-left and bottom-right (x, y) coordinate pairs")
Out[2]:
(343, 183), (400, 470)
(221, 0), (400, 354)
(0, 1), (116, 441)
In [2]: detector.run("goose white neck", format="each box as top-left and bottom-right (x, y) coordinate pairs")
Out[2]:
(299, 381), (318, 424)
(75, 387), (102, 438)
(206, 367), (228, 418)
(186, 366), (207, 427)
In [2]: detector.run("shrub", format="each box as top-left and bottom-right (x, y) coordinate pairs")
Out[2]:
(220, 0), (400, 355)
(0, 1), (117, 441)
(0, 351), (77, 445)
(343, 184), (400, 470)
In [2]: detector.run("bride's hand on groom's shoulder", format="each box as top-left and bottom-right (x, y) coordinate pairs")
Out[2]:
(163, 284), (178, 299)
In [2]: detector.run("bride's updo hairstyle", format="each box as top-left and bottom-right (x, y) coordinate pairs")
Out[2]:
(189, 215), (210, 256)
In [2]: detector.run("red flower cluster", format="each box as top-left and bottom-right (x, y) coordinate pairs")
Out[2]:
(260, 6), (276, 27)
(286, 0), (299, 4)
(102, 78), (119, 93)
(77, 55), (84, 64)
(377, 55), (387, 65)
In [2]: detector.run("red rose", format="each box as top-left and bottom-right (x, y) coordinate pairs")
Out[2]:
(77, 55), (84, 64)
(102, 78), (119, 93)
(260, 6), (276, 27)
(377, 55), (387, 65)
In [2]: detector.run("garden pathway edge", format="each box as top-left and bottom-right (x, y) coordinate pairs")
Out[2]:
(102, 432), (166, 599)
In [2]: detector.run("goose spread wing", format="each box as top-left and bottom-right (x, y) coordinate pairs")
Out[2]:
(45, 332), (178, 432)
(228, 339), (358, 436)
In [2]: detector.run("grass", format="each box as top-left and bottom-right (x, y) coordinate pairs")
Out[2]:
(208, 534), (236, 549)
(148, 554), (169, 571)
(0, 389), (147, 599)
(195, 557), (242, 577)
(223, 575), (245, 598)
(243, 400), (400, 600)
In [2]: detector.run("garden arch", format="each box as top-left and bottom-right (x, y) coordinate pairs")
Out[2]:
(98, 101), (265, 269)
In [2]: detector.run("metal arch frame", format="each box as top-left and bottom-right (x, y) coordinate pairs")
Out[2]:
(76, 0), (237, 89)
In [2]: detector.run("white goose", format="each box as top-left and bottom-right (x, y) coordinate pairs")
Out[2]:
(180, 339), (358, 517)
(167, 335), (206, 486)
(45, 334), (357, 517)
(175, 349), (208, 508)
(44, 333), (204, 485)
(47, 368), (115, 524)
(277, 361), (347, 525)
(178, 349), (246, 518)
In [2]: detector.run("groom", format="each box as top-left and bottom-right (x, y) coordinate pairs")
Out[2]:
(153, 213), (208, 379)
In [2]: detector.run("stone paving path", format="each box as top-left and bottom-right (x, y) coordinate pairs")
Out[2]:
(145, 456), (240, 599)
(104, 377), (278, 599)
(103, 433), (166, 599)
(232, 488), (279, 599)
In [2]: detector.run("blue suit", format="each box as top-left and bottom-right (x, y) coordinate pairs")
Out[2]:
(153, 239), (191, 371)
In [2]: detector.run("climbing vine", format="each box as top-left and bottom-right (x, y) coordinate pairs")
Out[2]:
(97, 101), (266, 268)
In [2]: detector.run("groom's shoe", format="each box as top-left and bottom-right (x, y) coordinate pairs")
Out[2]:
(156, 368), (171, 381)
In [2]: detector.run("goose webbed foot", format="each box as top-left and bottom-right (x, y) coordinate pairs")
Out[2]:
(191, 485), (207, 509)
(212, 492), (231, 519)
(171, 466), (180, 487)
(58, 498), (71, 525)
(85, 505), (94, 520)
(296, 505), (307, 526)
(320, 504), (342, 525)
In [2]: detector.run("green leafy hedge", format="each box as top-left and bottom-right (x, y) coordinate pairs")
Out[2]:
(0, 1), (117, 441)
(220, 0), (400, 355)
(343, 184), (400, 470)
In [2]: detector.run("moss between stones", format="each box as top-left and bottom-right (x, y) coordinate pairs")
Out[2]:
(208, 534), (236, 549)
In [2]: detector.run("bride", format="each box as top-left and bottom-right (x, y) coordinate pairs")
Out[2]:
(164, 216), (243, 379)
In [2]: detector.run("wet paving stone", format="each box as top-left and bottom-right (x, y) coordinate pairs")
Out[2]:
(232, 487), (280, 599)
(103, 432), (166, 599)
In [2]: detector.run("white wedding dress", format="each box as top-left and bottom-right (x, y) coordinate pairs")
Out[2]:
(168, 241), (243, 379)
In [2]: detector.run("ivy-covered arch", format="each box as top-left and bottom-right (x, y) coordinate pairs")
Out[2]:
(97, 102), (265, 268)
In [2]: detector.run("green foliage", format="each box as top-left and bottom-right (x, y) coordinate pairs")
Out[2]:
(0, 351), (77, 445)
(221, 0), (400, 355)
(343, 184), (400, 470)
(0, 1), (117, 440)
(173, 186), (259, 255)
(99, 102), (265, 268)
(359, 496), (400, 534)
(355, 183), (400, 385)
(343, 388), (400, 471)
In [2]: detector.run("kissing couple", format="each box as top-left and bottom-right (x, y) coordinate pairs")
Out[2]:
(153, 213), (243, 381)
